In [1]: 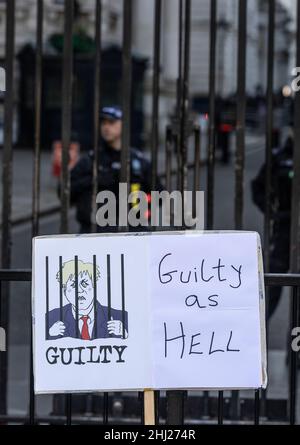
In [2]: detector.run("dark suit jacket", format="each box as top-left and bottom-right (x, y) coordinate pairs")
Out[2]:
(46, 302), (128, 340)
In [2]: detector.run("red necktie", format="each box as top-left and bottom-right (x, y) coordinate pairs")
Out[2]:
(80, 316), (90, 340)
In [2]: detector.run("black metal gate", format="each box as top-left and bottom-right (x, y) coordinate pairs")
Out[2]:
(0, 0), (300, 425)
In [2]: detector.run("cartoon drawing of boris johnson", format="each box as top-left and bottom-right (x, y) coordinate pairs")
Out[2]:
(46, 258), (128, 340)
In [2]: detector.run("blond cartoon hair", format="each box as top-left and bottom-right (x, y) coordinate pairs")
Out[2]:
(56, 259), (100, 286)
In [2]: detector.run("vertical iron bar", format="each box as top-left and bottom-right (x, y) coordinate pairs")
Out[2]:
(107, 255), (111, 322)
(289, 0), (300, 426)
(106, 252), (112, 419)
(139, 391), (144, 425)
(30, 0), (43, 424)
(202, 391), (210, 419)
(59, 254), (72, 424)
(59, 256), (63, 322)
(290, 1), (300, 274)
(207, 0), (217, 230)
(176, 0), (184, 191)
(120, 0), (132, 199)
(231, 0), (247, 420)
(121, 254), (126, 339)
(264, 0), (275, 273)
(66, 394), (72, 426)
(103, 392), (109, 424)
(152, 12), (162, 413)
(230, 391), (240, 420)
(2, 0), (15, 267)
(93, 255), (97, 338)
(151, 0), (162, 192)
(92, 0), (102, 233)
(155, 390), (160, 425)
(218, 391), (223, 425)
(177, 0), (183, 110)
(29, 289), (35, 424)
(0, 0), (15, 416)
(254, 389), (260, 425)
(175, 134), (181, 191)
(32, 0), (43, 239)
(289, 287), (298, 425)
(193, 126), (201, 209)
(60, 0), (74, 234)
(0, 281), (1, 330)
(45, 256), (49, 340)
(165, 126), (172, 192)
(61, 0), (74, 424)
(234, 0), (247, 230)
(0, 280), (5, 416)
(180, 0), (191, 197)
(74, 255), (79, 339)
(261, 1), (275, 421)
(167, 0), (191, 424)
(166, 390), (185, 425)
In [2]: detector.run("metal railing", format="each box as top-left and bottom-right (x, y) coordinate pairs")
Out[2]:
(0, 270), (299, 425)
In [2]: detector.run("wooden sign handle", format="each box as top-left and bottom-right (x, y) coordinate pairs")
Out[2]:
(144, 389), (155, 425)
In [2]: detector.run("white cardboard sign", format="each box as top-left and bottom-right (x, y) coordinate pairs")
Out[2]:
(32, 231), (267, 393)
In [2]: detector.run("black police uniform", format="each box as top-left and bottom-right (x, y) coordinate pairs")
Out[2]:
(251, 137), (293, 318)
(70, 141), (159, 233)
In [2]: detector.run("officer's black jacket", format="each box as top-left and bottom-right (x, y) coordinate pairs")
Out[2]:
(69, 142), (162, 232)
(251, 137), (293, 238)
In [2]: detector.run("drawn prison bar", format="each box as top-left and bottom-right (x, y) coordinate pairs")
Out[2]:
(45, 254), (128, 340)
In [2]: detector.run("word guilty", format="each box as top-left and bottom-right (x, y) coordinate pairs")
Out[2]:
(158, 253), (243, 288)
(46, 345), (127, 365)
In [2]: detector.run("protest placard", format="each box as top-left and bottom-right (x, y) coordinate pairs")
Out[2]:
(32, 231), (267, 394)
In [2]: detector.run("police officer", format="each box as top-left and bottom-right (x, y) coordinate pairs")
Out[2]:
(251, 133), (293, 318)
(70, 106), (160, 233)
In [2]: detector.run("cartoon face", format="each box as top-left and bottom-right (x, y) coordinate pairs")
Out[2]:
(63, 271), (94, 311)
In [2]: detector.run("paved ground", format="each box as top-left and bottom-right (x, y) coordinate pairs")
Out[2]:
(0, 149), (60, 223)
(0, 131), (296, 421)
